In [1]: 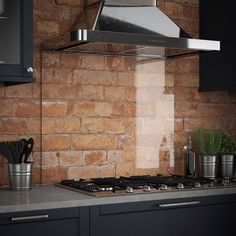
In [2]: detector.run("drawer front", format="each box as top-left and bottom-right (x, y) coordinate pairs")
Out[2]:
(0, 207), (80, 225)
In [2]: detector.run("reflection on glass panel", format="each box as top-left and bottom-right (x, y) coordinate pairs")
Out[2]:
(0, 0), (20, 64)
(134, 61), (174, 175)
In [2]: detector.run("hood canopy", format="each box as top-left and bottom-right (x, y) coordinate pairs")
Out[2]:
(44, 0), (220, 60)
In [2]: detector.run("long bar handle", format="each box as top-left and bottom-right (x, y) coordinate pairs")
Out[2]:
(11, 214), (49, 222)
(158, 201), (200, 208)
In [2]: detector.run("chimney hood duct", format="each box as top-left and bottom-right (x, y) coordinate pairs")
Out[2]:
(45, 0), (220, 60)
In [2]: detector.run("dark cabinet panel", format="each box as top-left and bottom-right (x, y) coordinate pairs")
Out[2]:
(199, 0), (235, 91)
(0, 0), (34, 85)
(91, 195), (236, 236)
(0, 207), (89, 236)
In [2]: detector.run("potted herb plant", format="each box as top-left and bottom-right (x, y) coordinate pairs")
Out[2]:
(220, 132), (236, 178)
(195, 128), (222, 179)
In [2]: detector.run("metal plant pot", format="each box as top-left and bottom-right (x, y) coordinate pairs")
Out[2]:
(8, 163), (33, 191)
(199, 155), (218, 179)
(220, 155), (235, 178)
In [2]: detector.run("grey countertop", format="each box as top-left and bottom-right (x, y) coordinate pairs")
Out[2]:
(0, 184), (236, 214)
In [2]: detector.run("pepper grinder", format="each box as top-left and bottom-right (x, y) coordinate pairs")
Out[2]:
(184, 136), (196, 178)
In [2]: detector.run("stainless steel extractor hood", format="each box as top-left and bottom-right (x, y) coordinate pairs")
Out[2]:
(45, 0), (220, 60)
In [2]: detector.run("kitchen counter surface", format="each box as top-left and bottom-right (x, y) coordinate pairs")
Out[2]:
(0, 184), (236, 214)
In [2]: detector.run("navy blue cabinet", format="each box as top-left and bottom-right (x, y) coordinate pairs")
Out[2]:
(199, 0), (235, 91)
(90, 194), (236, 236)
(1, 194), (236, 236)
(0, 0), (34, 85)
(0, 207), (89, 236)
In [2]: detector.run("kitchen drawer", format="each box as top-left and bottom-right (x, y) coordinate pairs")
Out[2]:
(0, 207), (89, 236)
(0, 207), (80, 225)
(91, 195), (236, 236)
(99, 194), (236, 215)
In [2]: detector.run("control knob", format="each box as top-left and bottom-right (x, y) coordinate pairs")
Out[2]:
(126, 186), (133, 193)
(176, 183), (184, 189)
(160, 184), (168, 190)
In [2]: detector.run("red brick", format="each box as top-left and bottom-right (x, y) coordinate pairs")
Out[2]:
(107, 150), (124, 164)
(56, 0), (82, 6)
(0, 85), (4, 97)
(42, 152), (59, 168)
(125, 88), (136, 102)
(81, 118), (104, 133)
(104, 118), (125, 134)
(16, 101), (40, 117)
(174, 73), (198, 87)
(26, 119), (41, 134)
(104, 56), (125, 71)
(32, 167), (41, 185)
(42, 135), (70, 151)
(117, 72), (134, 87)
(73, 70), (117, 86)
(0, 157), (9, 186)
(112, 102), (155, 117)
(51, 68), (73, 83)
(112, 103), (136, 117)
(36, 20), (59, 35)
(159, 2), (183, 18)
(80, 85), (103, 100)
(68, 164), (115, 179)
(116, 163), (134, 177)
(80, 55), (104, 70)
(42, 118), (56, 134)
(42, 167), (68, 184)
(175, 102), (199, 118)
(183, 4), (199, 19)
(55, 118), (81, 133)
(42, 52), (60, 67)
(5, 84), (33, 98)
(68, 102), (112, 117)
(202, 118), (224, 130)
(42, 102), (67, 117)
(58, 151), (84, 167)
(61, 54), (80, 67)
(104, 87), (126, 101)
(84, 150), (106, 165)
(0, 100), (15, 116)
(72, 134), (117, 150)
(0, 119), (28, 135)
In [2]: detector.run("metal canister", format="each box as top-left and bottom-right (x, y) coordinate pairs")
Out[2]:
(220, 155), (235, 178)
(8, 163), (33, 191)
(200, 155), (218, 179)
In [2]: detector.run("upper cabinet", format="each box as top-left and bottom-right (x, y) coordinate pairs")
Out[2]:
(0, 0), (34, 85)
(199, 0), (235, 91)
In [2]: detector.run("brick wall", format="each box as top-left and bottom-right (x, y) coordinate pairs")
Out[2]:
(0, 0), (236, 185)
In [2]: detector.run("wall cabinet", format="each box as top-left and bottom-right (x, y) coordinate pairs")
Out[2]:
(0, 0), (34, 85)
(0, 207), (89, 236)
(199, 0), (235, 91)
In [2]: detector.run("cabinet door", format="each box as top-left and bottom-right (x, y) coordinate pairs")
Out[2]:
(91, 196), (236, 236)
(0, 207), (89, 236)
(199, 0), (235, 91)
(0, 0), (34, 84)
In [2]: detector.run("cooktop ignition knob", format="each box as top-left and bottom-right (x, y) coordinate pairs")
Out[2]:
(160, 184), (168, 190)
(143, 185), (151, 192)
(177, 183), (184, 189)
(194, 182), (201, 188)
(126, 186), (133, 193)
(209, 182), (215, 187)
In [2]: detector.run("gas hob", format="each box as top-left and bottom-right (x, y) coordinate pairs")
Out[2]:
(57, 175), (236, 197)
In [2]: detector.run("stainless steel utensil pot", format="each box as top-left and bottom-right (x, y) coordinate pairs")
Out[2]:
(8, 163), (33, 191)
